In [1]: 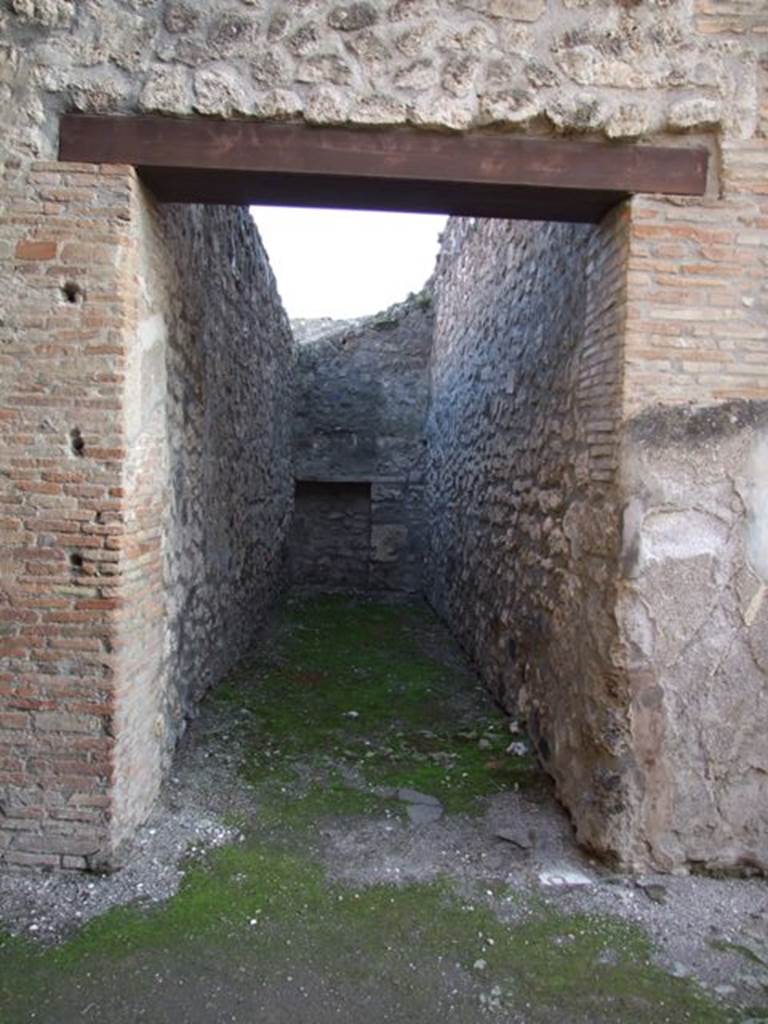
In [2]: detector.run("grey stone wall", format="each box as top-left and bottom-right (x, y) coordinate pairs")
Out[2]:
(425, 212), (633, 862)
(289, 480), (372, 591)
(134, 197), (294, 750)
(291, 294), (433, 593)
(2, 0), (763, 163)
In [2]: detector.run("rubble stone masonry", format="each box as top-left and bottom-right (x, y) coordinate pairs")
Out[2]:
(291, 296), (434, 594)
(0, 166), (293, 869)
(0, 0), (762, 146)
(425, 211), (631, 862)
(111, 197), (294, 857)
(0, 0), (767, 870)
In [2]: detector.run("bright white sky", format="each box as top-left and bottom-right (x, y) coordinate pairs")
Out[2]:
(250, 206), (447, 320)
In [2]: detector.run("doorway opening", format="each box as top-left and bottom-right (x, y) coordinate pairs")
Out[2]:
(2, 115), (710, 875)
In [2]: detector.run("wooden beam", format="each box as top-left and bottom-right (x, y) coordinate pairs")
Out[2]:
(59, 114), (708, 222)
(136, 168), (622, 222)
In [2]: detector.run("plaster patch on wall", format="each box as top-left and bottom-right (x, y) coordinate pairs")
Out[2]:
(745, 433), (768, 583)
(620, 413), (768, 871)
(637, 509), (729, 573)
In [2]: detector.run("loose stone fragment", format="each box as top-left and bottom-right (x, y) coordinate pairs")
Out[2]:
(636, 881), (668, 905)
(495, 828), (532, 850)
(397, 787), (441, 806)
(406, 802), (444, 825)
(538, 866), (593, 888)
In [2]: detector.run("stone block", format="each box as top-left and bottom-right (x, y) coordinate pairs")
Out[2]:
(371, 524), (408, 563)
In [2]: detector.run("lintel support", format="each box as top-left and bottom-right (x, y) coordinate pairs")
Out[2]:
(59, 114), (709, 224)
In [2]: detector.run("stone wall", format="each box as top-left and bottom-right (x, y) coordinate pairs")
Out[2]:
(0, 171), (294, 869)
(425, 210), (631, 861)
(2, 0), (762, 157)
(110, 195), (294, 859)
(291, 295), (433, 594)
(289, 481), (372, 591)
(134, 199), (294, 746)
(1, 0), (767, 871)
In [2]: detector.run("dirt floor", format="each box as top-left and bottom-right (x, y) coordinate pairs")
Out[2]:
(1, 596), (767, 1024)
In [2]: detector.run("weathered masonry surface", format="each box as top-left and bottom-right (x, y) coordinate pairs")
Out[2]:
(1, 0), (762, 141)
(117, 199), (293, 862)
(0, 173), (293, 870)
(426, 212), (630, 860)
(291, 296), (433, 595)
(0, 0), (767, 873)
(138, 203), (294, 754)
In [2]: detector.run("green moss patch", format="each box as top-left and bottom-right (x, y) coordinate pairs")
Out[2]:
(213, 595), (539, 822)
(0, 839), (735, 1023)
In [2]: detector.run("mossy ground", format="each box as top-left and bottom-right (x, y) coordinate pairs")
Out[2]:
(0, 597), (744, 1023)
(214, 595), (539, 822)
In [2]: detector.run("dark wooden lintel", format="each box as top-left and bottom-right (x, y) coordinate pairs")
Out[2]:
(59, 114), (708, 223)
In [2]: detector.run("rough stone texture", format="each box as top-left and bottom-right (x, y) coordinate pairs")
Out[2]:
(0, 171), (294, 869)
(0, 0), (767, 871)
(137, 200), (294, 731)
(426, 189), (768, 872)
(289, 481), (372, 591)
(291, 295), (434, 594)
(425, 211), (631, 863)
(0, 0), (765, 163)
(620, 402), (768, 871)
(111, 194), (294, 859)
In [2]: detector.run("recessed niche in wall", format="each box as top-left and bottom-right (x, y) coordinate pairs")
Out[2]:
(289, 480), (371, 590)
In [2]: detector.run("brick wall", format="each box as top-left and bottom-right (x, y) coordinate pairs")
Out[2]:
(0, 161), (135, 869)
(624, 180), (768, 414)
(0, 169), (295, 868)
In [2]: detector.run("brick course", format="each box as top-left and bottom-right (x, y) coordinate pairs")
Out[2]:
(0, 166), (294, 868)
(0, 160), (134, 869)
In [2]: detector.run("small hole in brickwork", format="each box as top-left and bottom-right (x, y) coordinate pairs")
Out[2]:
(70, 552), (84, 570)
(62, 281), (84, 305)
(70, 427), (85, 457)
